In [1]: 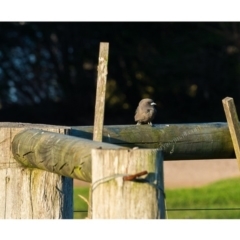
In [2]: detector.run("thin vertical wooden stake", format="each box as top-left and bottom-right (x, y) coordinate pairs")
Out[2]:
(93, 42), (109, 142)
(222, 97), (240, 170)
(88, 42), (109, 219)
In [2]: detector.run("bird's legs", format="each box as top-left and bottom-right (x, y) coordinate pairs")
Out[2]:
(136, 122), (153, 126)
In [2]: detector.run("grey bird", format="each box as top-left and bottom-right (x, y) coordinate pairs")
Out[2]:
(134, 98), (157, 126)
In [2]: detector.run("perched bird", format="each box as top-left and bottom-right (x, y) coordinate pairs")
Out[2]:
(134, 98), (157, 126)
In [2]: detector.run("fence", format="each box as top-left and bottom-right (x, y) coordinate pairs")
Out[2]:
(0, 96), (239, 218)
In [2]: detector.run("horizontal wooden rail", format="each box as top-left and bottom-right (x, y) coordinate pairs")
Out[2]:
(8, 122), (237, 183)
(12, 128), (127, 182)
(70, 122), (235, 160)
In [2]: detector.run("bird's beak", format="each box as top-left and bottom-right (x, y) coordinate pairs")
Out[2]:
(151, 102), (156, 106)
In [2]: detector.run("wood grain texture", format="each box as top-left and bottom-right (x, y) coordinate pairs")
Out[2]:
(93, 42), (109, 142)
(70, 122), (235, 160)
(0, 123), (72, 219)
(222, 97), (240, 170)
(91, 42), (109, 218)
(91, 149), (165, 219)
(12, 128), (128, 182)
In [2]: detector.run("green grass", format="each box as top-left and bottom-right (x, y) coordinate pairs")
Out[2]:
(73, 177), (240, 219)
(165, 177), (240, 219)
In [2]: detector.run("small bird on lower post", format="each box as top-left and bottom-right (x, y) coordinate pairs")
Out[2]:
(134, 98), (157, 126)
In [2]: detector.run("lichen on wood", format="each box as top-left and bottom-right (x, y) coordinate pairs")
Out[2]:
(70, 122), (235, 160)
(12, 128), (128, 182)
(0, 123), (72, 219)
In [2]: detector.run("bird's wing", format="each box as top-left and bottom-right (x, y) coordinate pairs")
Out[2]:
(134, 106), (148, 122)
(135, 106), (156, 122)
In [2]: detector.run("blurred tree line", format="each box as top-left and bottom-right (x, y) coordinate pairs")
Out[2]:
(0, 22), (240, 126)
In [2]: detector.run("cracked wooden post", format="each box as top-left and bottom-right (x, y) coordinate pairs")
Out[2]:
(91, 148), (165, 219)
(0, 123), (72, 219)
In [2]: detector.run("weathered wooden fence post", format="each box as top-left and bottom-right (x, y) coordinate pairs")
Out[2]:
(0, 123), (73, 219)
(222, 97), (240, 170)
(91, 148), (165, 219)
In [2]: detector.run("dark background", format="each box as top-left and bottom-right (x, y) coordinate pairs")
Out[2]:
(0, 22), (239, 126)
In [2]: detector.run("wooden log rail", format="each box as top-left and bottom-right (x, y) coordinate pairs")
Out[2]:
(70, 122), (235, 160)
(10, 122), (236, 185)
(5, 121), (236, 185)
(12, 128), (127, 182)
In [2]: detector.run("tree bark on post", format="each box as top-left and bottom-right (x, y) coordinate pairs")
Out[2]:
(91, 148), (165, 219)
(0, 123), (73, 219)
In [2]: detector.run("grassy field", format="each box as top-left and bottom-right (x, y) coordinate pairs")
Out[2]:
(165, 177), (240, 219)
(73, 177), (240, 219)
